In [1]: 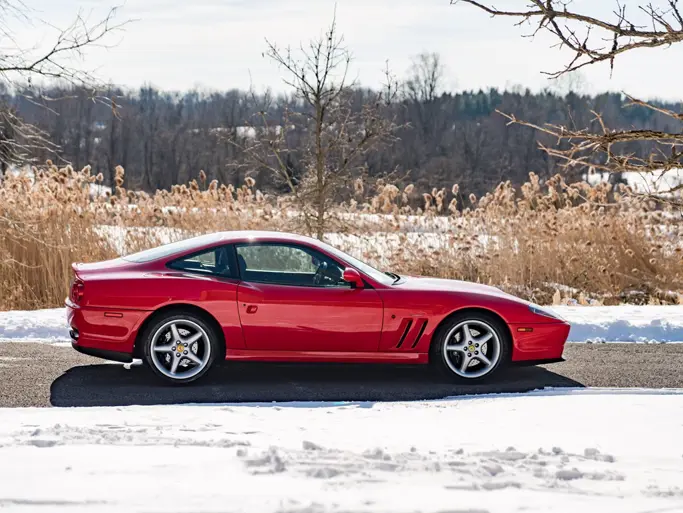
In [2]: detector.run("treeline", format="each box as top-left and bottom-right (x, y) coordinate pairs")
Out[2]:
(4, 84), (681, 196)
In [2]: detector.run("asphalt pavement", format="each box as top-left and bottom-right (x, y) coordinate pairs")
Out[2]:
(0, 342), (682, 407)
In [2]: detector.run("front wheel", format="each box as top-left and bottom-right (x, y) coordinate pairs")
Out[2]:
(142, 312), (219, 384)
(430, 312), (510, 381)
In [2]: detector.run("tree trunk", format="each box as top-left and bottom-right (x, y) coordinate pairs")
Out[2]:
(315, 102), (325, 240)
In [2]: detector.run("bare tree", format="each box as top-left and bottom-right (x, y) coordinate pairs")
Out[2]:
(0, 1), (124, 173)
(454, 0), (683, 203)
(549, 70), (587, 96)
(405, 53), (444, 104)
(238, 14), (401, 239)
(403, 52), (446, 138)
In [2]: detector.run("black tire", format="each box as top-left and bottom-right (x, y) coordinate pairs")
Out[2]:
(141, 310), (220, 385)
(429, 311), (510, 382)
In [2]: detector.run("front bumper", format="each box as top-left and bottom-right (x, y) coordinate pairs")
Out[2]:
(513, 357), (566, 367)
(510, 321), (571, 362)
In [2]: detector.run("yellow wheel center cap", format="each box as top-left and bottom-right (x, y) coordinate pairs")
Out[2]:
(468, 345), (475, 352)
(177, 344), (185, 352)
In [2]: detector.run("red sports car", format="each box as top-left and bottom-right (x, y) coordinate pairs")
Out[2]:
(66, 231), (570, 384)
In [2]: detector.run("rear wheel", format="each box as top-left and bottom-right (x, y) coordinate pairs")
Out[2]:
(430, 312), (510, 381)
(142, 312), (219, 384)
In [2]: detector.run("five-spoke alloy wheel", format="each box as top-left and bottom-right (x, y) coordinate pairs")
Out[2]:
(431, 312), (509, 381)
(142, 312), (219, 384)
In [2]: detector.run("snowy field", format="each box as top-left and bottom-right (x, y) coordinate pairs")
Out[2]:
(0, 389), (682, 512)
(1, 305), (682, 344)
(2, 304), (682, 511)
(585, 168), (683, 196)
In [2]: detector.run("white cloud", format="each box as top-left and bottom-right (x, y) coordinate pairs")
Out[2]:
(16, 0), (683, 100)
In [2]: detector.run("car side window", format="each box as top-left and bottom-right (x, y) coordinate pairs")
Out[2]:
(168, 246), (237, 278)
(235, 243), (348, 288)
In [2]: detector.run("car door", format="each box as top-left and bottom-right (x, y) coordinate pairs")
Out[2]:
(235, 242), (383, 352)
(164, 244), (246, 351)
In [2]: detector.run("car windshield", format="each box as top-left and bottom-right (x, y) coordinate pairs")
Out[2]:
(318, 240), (396, 286)
(121, 234), (219, 263)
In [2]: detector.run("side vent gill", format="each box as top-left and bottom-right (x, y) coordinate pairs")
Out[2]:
(410, 320), (428, 349)
(395, 320), (413, 349)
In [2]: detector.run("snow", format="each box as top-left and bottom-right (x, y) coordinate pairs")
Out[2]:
(8, 166), (112, 198)
(0, 308), (71, 344)
(94, 225), (480, 265)
(95, 224), (184, 254)
(550, 305), (683, 343)
(1, 305), (682, 345)
(585, 168), (683, 196)
(0, 388), (681, 512)
(325, 231), (492, 264)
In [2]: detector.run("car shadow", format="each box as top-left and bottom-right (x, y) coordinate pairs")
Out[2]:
(50, 361), (584, 407)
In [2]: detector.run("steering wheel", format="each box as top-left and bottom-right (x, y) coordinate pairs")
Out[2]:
(313, 261), (328, 285)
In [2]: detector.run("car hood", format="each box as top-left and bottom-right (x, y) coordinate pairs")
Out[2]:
(396, 275), (516, 299)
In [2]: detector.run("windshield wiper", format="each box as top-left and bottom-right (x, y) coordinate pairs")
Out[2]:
(384, 271), (401, 283)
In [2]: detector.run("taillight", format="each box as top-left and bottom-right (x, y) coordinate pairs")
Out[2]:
(70, 278), (85, 303)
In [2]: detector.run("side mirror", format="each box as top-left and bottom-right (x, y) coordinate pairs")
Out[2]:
(342, 267), (364, 289)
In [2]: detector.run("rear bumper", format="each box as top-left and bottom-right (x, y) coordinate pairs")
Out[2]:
(66, 298), (146, 359)
(71, 342), (133, 363)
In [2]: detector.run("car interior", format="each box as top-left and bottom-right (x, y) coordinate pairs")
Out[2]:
(236, 244), (346, 287)
(169, 244), (348, 287)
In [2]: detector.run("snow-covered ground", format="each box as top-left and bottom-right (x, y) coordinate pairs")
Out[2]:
(551, 305), (683, 343)
(95, 224), (488, 266)
(1, 305), (682, 344)
(1, 388), (682, 512)
(0, 308), (69, 345)
(585, 168), (683, 196)
(9, 166), (113, 198)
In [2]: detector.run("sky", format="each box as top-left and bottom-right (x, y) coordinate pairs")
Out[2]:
(15, 0), (683, 100)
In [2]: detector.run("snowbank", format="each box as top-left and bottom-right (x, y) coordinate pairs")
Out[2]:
(0, 308), (70, 344)
(550, 305), (683, 343)
(1, 305), (682, 344)
(585, 168), (683, 195)
(0, 388), (682, 512)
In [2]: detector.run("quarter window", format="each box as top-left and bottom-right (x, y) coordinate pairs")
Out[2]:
(236, 243), (348, 287)
(168, 246), (237, 278)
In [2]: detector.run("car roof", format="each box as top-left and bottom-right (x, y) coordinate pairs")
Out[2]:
(120, 231), (326, 264)
(215, 230), (319, 244)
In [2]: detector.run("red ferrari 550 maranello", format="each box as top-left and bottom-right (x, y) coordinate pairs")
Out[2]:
(66, 231), (570, 384)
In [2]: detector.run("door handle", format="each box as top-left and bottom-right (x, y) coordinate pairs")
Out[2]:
(246, 305), (258, 314)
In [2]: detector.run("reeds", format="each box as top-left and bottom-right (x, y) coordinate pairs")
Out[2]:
(1, 164), (680, 309)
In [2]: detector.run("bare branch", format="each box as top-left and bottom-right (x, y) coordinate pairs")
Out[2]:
(626, 94), (683, 120)
(498, 105), (683, 204)
(454, 0), (683, 77)
(0, 2), (126, 172)
(456, 0), (683, 203)
(0, 5), (126, 87)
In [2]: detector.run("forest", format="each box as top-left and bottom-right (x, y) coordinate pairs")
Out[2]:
(4, 80), (681, 196)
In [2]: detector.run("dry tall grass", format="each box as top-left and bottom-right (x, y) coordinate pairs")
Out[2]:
(1, 163), (681, 310)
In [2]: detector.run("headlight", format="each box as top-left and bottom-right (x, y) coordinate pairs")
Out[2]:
(528, 304), (563, 321)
